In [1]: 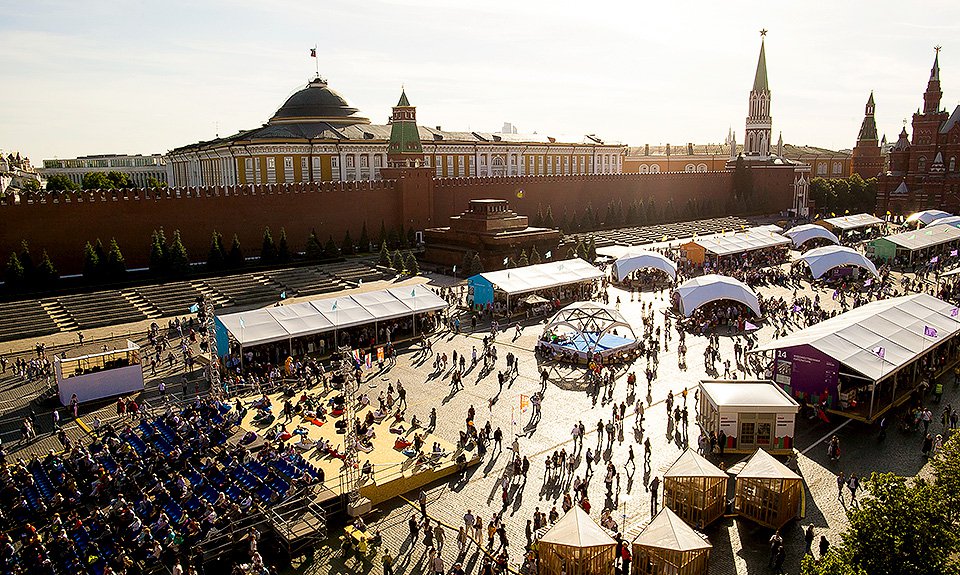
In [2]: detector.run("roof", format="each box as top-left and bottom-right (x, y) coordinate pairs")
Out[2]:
(613, 250), (677, 281)
(797, 245), (879, 279)
(699, 381), (799, 411)
(217, 285), (448, 346)
(783, 224), (839, 247)
(633, 507), (711, 552)
(675, 274), (761, 317)
(753, 39), (769, 92)
(685, 228), (791, 257)
(539, 506), (616, 548)
(269, 78), (369, 125)
(470, 258), (602, 296)
(879, 223), (960, 251)
(906, 209), (952, 225)
(892, 181), (909, 195)
(821, 213), (884, 231)
(940, 106), (960, 134)
(396, 90), (411, 107)
(751, 294), (960, 382)
(930, 215), (960, 228)
(664, 449), (728, 479)
(737, 448), (801, 481)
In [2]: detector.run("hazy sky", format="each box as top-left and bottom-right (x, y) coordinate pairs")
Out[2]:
(3, 0), (959, 162)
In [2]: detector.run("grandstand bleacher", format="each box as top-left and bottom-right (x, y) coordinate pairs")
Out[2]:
(0, 299), (59, 342)
(56, 290), (147, 330)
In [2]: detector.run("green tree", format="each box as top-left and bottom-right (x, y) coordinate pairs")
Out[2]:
(277, 228), (291, 263)
(147, 177), (167, 188)
(105, 238), (125, 279)
(532, 204), (545, 227)
(461, 251), (474, 277)
(471, 252), (484, 274)
(93, 239), (107, 278)
(324, 235), (340, 259)
(800, 548), (865, 575)
(227, 234), (244, 268)
(81, 171), (114, 190)
(260, 227), (277, 264)
(19, 241), (34, 283)
(358, 222), (370, 253)
(544, 205), (556, 229)
(305, 230), (323, 261)
(566, 245), (577, 259)
(106, 171), (131, 188)
(517, 250), (529, 267)
(149, 229), (167, 275)
(405, 253), (419, 275)
(506, 257), (517, 269)
(34, 250), (58, 287)
(391, 250), (404, 273)
(831, 178), (851, 211)
(83, 241), (99, 281)
(587, 237), (597, 262)
(932, 432), (960, 521)
(399, 226), (410, 249)
(167, 230), (191, 277)
(378, 221), (387, 248)
(843, 473), (959, 575)
(809, 177), (835, 211)
(45, 174), (80, 192)
(4, 252), (24, 289)
(575, 240), (588, 260)
(378, 241), (392, 268)
(341, 230), (355, 256)
(207, 232), (226, 271)
(530, 245), (543, 264)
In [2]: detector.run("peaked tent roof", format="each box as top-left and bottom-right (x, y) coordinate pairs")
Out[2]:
(470, 258), (602, 296)
(664, 448), (728, 479)
(675, 274), (761, 317)
(539, 506), (616, 548)
(929, 215), (960, 228)
(821, 213), (884, 231)
(880, 223), (960, 251)
(737, 448), (801, 481)
(906, 209), (952, 225)
(396, 90), (411, 107)
(783, 223), (840, 247)
(633, 507), (712, 552)
(686, 229), (791, 257)
(797, 245), (879, 279)
(750, 293), (960, 382)
(753, 39), (769, 92)
(613, 250), (678, 281)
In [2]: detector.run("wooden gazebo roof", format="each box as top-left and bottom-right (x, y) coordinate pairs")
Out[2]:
(664, 449), (728, 479)
(540, 506), (616, 548)
(737, 448), (801, 480)
(633, 508), (712, 552)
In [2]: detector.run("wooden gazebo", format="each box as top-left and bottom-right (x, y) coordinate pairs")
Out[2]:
(663, 448), (729, 529)
(537, 506), (617, 575)
(632, 507), (712, 575)
(733, 448), (803, 529)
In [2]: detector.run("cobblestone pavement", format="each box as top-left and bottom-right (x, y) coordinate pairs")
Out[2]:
(0, 266), (955, 575)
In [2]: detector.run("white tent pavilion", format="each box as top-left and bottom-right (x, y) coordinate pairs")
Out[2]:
(906, 209), (952, 226)
(675, 274), (761, 317)
(797, 245), (879, 279)
(685, 229), (791, 258)
(468, 258), (603, 307)
(612, 250), (678, 281)
(783, 224), (840, 248)
(217, 285), (448, 347)
(820, 213), (884, 232)
(930, 215), (960, 228)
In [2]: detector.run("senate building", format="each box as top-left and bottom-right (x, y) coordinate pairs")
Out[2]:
(165, 78), (626, 188)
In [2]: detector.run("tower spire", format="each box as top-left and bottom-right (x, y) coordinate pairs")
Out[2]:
(743, 30), (772, 158)
(753, 31), (769, 92)
(387, 88), (423, 168)
(923, 46), (943, 114)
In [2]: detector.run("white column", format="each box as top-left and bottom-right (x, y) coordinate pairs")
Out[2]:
(368, 152), (375, 180)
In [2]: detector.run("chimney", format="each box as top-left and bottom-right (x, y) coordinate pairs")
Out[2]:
(687, 143), (694, 155)
(644, 144), (649, 155)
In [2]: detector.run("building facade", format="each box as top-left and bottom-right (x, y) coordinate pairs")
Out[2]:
(165, 77), (625, 188)
(40, 154), (167, 188)
(0, 151), (42, 195)
(851, 93), (883, 179)
(876, 49), (960, 214)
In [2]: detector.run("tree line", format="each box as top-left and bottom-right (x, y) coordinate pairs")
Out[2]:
(808, 174), (878, 216)
(45, 172), (166, 192)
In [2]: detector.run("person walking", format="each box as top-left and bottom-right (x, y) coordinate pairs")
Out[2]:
(922, 433), (934, 458)
(847, 473), (860, 504)
(458, 526), (468, 553)
(836, 471), (845, 502)
(819, 535), (830, 558)
(434, 523), (445, 553)
(774, 543), (786, 574)
(768, 530), (783, 567)
(649, 476), (660, 515)
(419, 490), (428, 518)
(409, 515), (420, 543)
(382, 548), (394, 575)
(804, 525), (814, 555)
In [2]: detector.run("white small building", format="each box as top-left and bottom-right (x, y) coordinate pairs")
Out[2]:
(697, 380), (799, 454)
(55, 340), (144, 405)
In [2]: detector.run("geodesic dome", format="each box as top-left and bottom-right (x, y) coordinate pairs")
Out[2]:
(542, 301), (638, 355)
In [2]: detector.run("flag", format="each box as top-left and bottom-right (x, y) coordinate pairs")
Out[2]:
(331, 301), (338, 310)
(310, 48), (316, 57)
(377, 347), (385, 362)
(873, 346), (885, 359)
(189, 303), (200, 314)
(791, 304), (799, 313)
(931, 256), (939, 264)
(352, 349), (361, 363)
(952, 307), (959, 317)
(519, 394), (530, 413)
(280, 291), (286, 300)
(832, 289), (839, 300)
(452, 265), (457, 273)
(516, 190), (524, 199)
(864, 278), (872, 286)
(952, 250), (958, 257)
(744, 321), (759, 331)
(503, 257), (509, 265)
(238, 317), (245, 328)
(924, 326), (938, 338)
(545, 251), (552, 259)
(365, 353), (372, 370)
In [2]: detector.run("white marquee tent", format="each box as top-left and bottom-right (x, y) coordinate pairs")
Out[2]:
(797, 245), (879, 279)
(750, 293), (960, 382)
(930, 215), (960, 228)
(687, 229), (791, 257)
(217, 285), (448, 347)
(821, 213), (884, 232)
(783, 224), (840, 248)
(906, 209), (952, 226)
(675, 274), (761, 317)
(613, 250), (678, 281)
(469, 258), (602, 302)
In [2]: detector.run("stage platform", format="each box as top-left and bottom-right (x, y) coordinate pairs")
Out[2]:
(540, 331), (639, 363)
(236, 386), (478, 507)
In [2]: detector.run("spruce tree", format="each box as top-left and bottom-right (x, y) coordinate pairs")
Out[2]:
(83, 242), (99, 281)
(341, 230), (355, 256)
(261, 227), (277, 264)
(518, 250), (529, 267)
(305, 230), (323, 261)
(471, 252), (484, 274)
(587, 236), (597, 262)
(544, 205), (556, 229)
(93, 239), (108, 279)
(378, 241), (391, 267)
(106, 238), (126, 279)
(35, 250), (58, 287)
(387, 228), (400, 250)
(407, 226), (417, 248)
(358, 222), (370, 253)
(531, 245), (543, 264)
(566, 245), (578, 259)
(167, 230), (191, 277)
(4, 252), (24, 289)
(277, 228), (291, 263)
(19, 240), (34, 283)
(207, 232), (226, 271)
(533, 204), (545, 227)
(378, 221), (387, 249)
(575, 240), (588, 260)
(149, 230), (166, 275)
(461, 251), (474, 276)
(506, 257), (517, 269)
(399, 226), (410, 249)
(405, 253), (419, 275)
(227, 235), (243, 267)
(392, 250), (404, 273)
(324, 235), (340, 259)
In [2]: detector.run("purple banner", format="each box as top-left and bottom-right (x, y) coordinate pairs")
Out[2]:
(774, 345), (840, 406)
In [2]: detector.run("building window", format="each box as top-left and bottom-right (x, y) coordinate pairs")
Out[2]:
(330, 156), (340, 181)
(469, 156), (476, 176)
(537, 156), (544, 174)
(300, 157), (308, 180)
(817, 163), (827, 175)
(563, 156), (570, 174)
(457, 156), (465, 177)
(684, 164), (696, 172)
(360, 155), (369, 168)
(639, 164), (650, 174)
(650, 164), (660, 174)
(918, 156), (927, 172)
(244, 158), (254, 183)
(832, 161), (842, 175)
(283, 157), (294, 183)
(435, 155), (443, 177)
(446, 155), (454, 177)
(950, 157), (956, 172)
(346, 156), (354, 168)
(266, 157), (276, 183)
(547, 156), (553, 175)
(697, 163), (708, 172)
(579, 157), (585, 173)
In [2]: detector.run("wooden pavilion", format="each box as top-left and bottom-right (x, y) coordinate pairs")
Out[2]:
(733, 448), (803, 529)
(632, 507), (711, 575)
(537, 506), (617, 575)
(663, 448), (729, 529)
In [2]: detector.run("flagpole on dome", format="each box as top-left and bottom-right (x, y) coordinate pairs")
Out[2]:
(310, 44), (319, 79)
(869, 345), (885, 420)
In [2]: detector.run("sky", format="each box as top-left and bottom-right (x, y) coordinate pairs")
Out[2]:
(2, 0), (960, 162)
